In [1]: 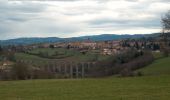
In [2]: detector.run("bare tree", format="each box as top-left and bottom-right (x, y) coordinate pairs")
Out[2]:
(160, 10), (170, 57)
(162, 11), (170, 32)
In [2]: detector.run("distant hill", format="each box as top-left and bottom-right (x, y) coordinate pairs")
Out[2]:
(0, 33), (160, 46)
(0, 37), (64, 46)
(70, 33), (160, 41)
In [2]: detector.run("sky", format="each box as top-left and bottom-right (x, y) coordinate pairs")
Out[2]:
(0, 0), (170, 40)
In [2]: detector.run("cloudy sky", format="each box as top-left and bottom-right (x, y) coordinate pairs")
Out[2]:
(0, 0), (170, 40)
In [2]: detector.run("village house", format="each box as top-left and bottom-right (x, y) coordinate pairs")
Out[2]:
(101, 47), (122, 55)
(69, 42), (82, 49)
(81, 39), (96, 49)
(0, 61), (13, 71)
(102, 48), (112, 55)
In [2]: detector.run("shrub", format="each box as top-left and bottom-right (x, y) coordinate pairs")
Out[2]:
(11, 63), (31, 80)
(136, 71), (143, 76)
(33, 69), (55, 79)
(120, 68), (135, 77)
(0, 69), (11, 80)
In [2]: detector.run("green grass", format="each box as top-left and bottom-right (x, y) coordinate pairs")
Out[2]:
(15, 53), (51, 66)
(29, 48), (77, 57)
(152, 52), (164, 59)
(0, 75), (170, 100)
(137, 56), (170, 76)
(15, 48), (111, 62)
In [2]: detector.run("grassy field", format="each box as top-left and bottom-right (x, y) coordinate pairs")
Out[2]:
(137, 56), (170, 76)
(152, 52), (164, 59)
(0, 75), (170, 100)
(28, 48), (77, 57)
(15, 48), (111, 63)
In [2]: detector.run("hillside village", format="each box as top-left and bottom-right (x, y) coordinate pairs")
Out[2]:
(8, 39), (121, 55)
(1, 33), (169, 80)
(8, 36), (164, 56)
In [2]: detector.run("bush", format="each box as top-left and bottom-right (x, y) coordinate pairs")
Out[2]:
(0, 63), (57, 80)
(113, 51), (154, 77)
(32, 69), (55, 79)
(136, 71), (143, 76)
(11, 63), (31, 80)
(120, 68), (135, 77)
(88, 50), (153, 77)
(0, 69), (11, 80)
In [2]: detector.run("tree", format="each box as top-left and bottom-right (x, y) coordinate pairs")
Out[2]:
(135, 41), (139, 50)
(0, 45), (2, 52)
(160, 10), (170, 57)
(49, 44), (54, 49)
(162, 10), (170, 32)
(0, 45), (2, 56)
(11, 63), (31, 80)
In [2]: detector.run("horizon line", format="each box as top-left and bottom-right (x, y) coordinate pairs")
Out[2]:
(0, 33), (160, 41)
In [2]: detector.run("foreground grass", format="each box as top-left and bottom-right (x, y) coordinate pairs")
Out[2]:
(0, 75), (170, 100)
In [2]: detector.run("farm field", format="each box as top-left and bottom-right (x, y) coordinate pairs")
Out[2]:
(0, 75), (170, 100)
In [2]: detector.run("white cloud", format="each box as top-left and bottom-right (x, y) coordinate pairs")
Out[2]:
(0, 0), (170, 39)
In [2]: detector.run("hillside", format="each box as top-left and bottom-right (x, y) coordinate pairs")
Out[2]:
(15, 48), (110, 64)
(137, 56), (170, 76)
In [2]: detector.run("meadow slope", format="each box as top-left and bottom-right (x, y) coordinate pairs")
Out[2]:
(137, 56), (170, 76)
(0, 75), (170, 100)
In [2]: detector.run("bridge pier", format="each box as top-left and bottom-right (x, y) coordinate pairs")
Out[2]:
(70, 63), (73, 78)
(76, 64), (79, 78)
(81, 63), (84, 78)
